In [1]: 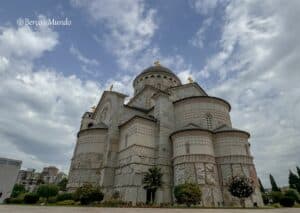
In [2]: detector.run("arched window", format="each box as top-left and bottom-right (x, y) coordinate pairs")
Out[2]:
(87, 123), (93, 128)
(185, 142), (190, 154)
(206, 114), (213, 129)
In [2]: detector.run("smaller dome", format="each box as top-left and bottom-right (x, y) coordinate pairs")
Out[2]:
(133, 63), (182, 94)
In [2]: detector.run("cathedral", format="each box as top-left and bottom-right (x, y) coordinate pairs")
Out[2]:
(67, 63), (263, 207)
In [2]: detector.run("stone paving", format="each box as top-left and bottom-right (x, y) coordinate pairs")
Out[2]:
(0, 205), (299, 213)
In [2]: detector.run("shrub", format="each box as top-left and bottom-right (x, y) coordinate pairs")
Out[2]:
(284, 189), (300, 203)
(57, 178), (68, 191)
(74, 184), (104, 205)
(24, 193), (39, 204)
(174, 182), (202, 207)
(9, 197), (24, 204)
(269, 191), (283, 203)
(280, 196), (295, 207)
(36, 184), (59, 203)
(228, 176), (254, 208)
(262, 193), (269, 205)
(101, 199), (127, 207)
(47, 196), (57, 204)
(56, 193), (74, 201)
(111, 191), (120, 200)
(56, 200), (75, 205)
(11, 184), (26, 198)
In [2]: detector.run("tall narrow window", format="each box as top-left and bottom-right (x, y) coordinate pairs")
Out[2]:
(185, 142), (190, 154)
(125, 134), (128, 148)
(206, 114), (213, 129)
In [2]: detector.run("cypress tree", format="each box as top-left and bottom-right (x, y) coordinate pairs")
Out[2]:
(258, 178), (265, 193)
(269, 174), (280, 192)
(289, 170), (299, 189)
(296, 166), (300, 178)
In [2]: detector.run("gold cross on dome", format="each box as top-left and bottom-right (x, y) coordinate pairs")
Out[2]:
(154, 60), (161, 66)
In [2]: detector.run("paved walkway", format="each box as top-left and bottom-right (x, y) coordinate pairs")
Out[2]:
(0, 205), (299, 213)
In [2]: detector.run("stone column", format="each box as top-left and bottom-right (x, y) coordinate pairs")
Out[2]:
(153, 93), (174, 204)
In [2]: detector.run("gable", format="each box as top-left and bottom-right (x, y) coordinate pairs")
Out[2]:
(127, 85), (160, 109)
(169, 83), (207, 102)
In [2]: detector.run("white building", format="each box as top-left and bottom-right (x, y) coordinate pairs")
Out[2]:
(67, 63), (263, 207)
(0, 157), (22, 203)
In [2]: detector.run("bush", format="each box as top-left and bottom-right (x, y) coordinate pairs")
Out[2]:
(284, 189), (300, 203)
(101, 199), (127, 207)
(24, 193), (39, 204)
(262, 193), (269, 205)
(280, 196), (295, 207)
(11, 184), (26, 198)
(269, 191), (283, 203)
(56, 200), (75, 205)
(56, 193), (74, 201)
(228, 176), (254, 207)
(74, 184), (104, 205)
(174, 182), (202, 207)
(37, 184), (59, 203)
(47, 196), (57, 204)
(9, 197), (24, 204)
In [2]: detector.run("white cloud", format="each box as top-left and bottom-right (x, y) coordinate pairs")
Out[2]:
(71, 0), (158, 71)
(0, 17), (101, 172)
(189, 17), (212, 49)
(200, 0), (300, 187)
(0, 16), (58, 60)
(191, 0), (220, 15)
(69, 45), (100, 66)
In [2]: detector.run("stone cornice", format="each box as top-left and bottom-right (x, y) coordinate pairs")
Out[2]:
(173, 95), (231, 111)
(118, 115), (157, 128)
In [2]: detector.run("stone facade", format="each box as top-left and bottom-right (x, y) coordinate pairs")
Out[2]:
(67, 64), (263, 207)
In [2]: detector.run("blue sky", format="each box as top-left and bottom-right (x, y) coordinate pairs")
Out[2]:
(0, 0), (300, 188)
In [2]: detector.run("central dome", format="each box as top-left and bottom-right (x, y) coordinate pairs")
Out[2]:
(133, 63), (182, 95)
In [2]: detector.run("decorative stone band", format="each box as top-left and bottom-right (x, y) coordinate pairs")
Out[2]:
(77, 127), (108, 138)
(216, 155), (254, 165)
(173, 154), (216, 165)
(173, 95), (231, 112)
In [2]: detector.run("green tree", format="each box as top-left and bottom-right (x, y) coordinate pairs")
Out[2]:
(142, 166), (163, 203)
(174, 182), (202, 207)
(36, 184), (59, 203)
(269, 191), (283, 203)
(284, 189), (300, 203)
(57, 177), (68, 191)
(24, 193), (39, 204)
(297, 166), (300, 178)
(258, 178), (265, 193)
(269, 174), (280, 192)
(11, 184), (26, 198)
(289, 170), (300, 192)
(74, 183), (104, 205)
(228, 176), (254, 208)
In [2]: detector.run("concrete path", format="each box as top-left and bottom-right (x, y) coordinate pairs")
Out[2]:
(0, 205), (298, 213)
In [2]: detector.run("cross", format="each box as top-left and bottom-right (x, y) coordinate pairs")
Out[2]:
(91, 106), (96, 112)
(188, 77), (193, 83)
(154, 60), (160, 66)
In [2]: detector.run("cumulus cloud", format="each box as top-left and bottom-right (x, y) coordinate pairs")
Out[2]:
(198, 0), (300, 186)
(70, 45), (100, 66)
(189, 17), (212, 49)
(0, 16), (58, 60)
(0, 17), (101, 171)
(71, 0), (158, 71)
(191, 0), (220, 15)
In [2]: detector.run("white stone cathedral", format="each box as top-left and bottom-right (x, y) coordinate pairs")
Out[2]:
(67, 63), (263, 207)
